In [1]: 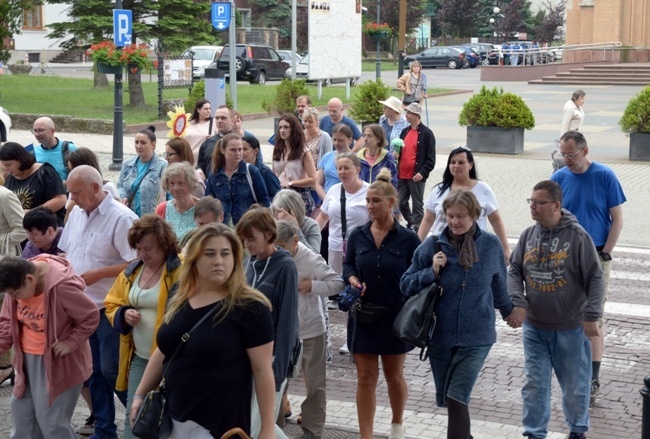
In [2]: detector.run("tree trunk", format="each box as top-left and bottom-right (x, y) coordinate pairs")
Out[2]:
(128, 72), (146, 107)
(93, 64), (109, 89)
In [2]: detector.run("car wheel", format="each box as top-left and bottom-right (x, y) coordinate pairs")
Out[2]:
(350, 78), (358, 86)
(482, 58), (488, 66)
(470, 64), (477, 68)
(253, 70), (266, 85)
(323, 79), (331, 87)
(235, 57), (246, 74)
(448, 59), (458, 69)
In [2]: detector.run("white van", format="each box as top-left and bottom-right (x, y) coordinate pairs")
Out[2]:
(182, 46), (223, 79)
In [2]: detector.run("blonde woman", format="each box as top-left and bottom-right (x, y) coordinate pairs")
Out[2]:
(130, 224), (276, 439)
(397, 60), (428, 106)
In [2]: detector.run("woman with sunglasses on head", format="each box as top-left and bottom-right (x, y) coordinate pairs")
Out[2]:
(417, 146), (510, 262)
(104, 214), (182, 439)
(164, 137), (206, 197)
(272, 114), (317, 217)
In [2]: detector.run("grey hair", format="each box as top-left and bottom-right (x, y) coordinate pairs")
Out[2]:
(162, 162), (198, 192)
(275, 219), (299, 244)
(271, 189), (306, 225)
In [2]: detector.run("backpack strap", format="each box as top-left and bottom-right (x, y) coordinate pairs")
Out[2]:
(245, 163), (258, 203)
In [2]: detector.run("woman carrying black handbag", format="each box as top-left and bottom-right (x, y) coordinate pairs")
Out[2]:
(342, 168), (420, 439)
(400, 190), (514, 439)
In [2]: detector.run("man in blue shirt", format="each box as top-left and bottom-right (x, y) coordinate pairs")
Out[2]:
(31, 116), (77, 182)
(319, 97), (363, 152)
(550, 130), (626, 407)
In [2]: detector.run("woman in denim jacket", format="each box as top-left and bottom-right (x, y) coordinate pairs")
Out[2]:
(400, 190), (513, 439)
(206, 133), (270, 225)
(117, 126), (167, 217)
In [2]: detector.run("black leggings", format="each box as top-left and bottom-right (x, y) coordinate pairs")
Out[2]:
(447, 397), (472, 439)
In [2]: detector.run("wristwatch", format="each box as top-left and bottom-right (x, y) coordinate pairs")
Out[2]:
(598, 251), (612, 261)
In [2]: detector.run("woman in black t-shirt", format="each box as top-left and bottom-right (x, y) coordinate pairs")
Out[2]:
(0, 142), (67, 226)
(130, 223), (276, 439)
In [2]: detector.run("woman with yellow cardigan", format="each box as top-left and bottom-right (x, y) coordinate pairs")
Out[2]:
(104, 214), (182, 439)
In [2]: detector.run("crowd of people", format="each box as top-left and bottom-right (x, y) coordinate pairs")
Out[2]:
(0, 88), (626, 439)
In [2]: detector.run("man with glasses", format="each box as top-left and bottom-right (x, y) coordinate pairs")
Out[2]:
(31, 116), (77, 182)
(550, 130), (626, 406)
(507, 180), (604, 439)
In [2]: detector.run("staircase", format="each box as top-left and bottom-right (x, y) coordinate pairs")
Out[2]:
(49, 48), (85, 64)
(528, 63), (650, 86)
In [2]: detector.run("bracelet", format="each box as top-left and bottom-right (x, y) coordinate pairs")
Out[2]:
(133, 394), (146, 399)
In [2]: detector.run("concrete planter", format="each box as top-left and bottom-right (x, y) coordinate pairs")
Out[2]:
(629, 133), (650, 161)
(466, 126), (525, 155)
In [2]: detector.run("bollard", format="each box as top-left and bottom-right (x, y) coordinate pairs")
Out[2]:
(642, 375), (650, 439)
(24, 53), (29, 65)
(82, 53), (86, 65)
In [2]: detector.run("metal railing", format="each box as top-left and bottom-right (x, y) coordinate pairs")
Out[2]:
(494, 41), (623, 65)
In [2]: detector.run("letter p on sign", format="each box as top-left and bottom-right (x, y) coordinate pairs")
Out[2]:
(113, 9), (133, 47)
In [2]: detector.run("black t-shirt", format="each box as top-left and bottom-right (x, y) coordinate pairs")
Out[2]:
(157, 299), (274, 437)
(5, 163), (66, 225)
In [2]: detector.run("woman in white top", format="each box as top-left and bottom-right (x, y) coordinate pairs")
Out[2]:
(272, 114), (317, 217)
(417, 146), (510, 261)
(184, 98), (217, 164)
(560, 90), (586, 136)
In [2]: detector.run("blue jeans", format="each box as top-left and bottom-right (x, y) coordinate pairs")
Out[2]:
(522, 323), (591, 438)
(88, 309), (127, 439)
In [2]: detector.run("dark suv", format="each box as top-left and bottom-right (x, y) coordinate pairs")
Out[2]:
(215, 44), (289, 84)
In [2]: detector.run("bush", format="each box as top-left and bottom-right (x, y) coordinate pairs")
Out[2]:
(619, 85), (650, 134)
(348, 79), (391, 123)
(458, 86), (535, 130)
(262, 79), (310, 115)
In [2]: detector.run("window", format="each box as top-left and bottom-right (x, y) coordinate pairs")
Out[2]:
(23, 6), (43, 30)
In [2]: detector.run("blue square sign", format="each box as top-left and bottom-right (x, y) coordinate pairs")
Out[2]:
(212, 2), (231, 31)
(113, 9), (132, 47)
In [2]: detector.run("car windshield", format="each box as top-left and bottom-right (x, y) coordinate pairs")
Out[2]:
(299, 54), (309, 65)
(220, 46), (248, 59)
(186, 49), (216, 60)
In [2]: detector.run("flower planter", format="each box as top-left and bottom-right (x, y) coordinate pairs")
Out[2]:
(629, 133), (650, 161)
(466, 126), (524, 155)
(97, 62), (123, 74)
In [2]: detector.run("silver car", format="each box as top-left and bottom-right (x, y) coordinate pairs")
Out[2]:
(283, 54), (359, 86)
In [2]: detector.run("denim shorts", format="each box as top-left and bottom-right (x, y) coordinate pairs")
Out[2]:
(428, 343), (492, 407)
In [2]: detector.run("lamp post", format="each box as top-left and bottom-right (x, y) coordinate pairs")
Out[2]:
(109, 0), (124, 171)
(375, 0), (381, 80)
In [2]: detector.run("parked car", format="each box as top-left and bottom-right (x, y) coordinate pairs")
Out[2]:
(455, 46), (480, 68)
(215, 44), (289, 84)
(277, 50), (302, 65)
(462, 43), (494, 66)
(283, 54), (359, 86)
(0, 106), (11, 143)
(181, 45), (223, 79)
(404, 46), (467, 69)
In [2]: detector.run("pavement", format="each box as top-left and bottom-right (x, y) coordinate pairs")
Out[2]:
(2, 67), (650, 438)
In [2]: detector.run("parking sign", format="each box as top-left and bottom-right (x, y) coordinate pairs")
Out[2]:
(212, 2), (231, 31)
(113, 9), (132, 47)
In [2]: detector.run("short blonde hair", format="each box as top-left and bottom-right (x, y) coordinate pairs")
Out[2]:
(162, 162), (198, 193)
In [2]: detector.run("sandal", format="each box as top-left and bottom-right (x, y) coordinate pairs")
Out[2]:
(0, 365), (15, 386)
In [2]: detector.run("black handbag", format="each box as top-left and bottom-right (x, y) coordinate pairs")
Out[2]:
(353, 300), (390, 325)
(392, 236), (442, 361)
(402, 94), (416, 105)
(287, 338), (304, 379)
(132, 304), (220, 439)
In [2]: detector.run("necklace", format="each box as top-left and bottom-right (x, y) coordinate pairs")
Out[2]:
(130, 261), (165, 308)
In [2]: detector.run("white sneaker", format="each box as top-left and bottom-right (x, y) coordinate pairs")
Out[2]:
(327, 300), (338, 310)
(389, 423), (404, 439)
(338, 343), (349, 354)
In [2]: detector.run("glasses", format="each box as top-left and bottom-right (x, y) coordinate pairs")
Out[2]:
(163, 152), (178, 158)
(526, 199), (556, 206)
(31, 129), (51, 134)
(559, 146), (585, 159)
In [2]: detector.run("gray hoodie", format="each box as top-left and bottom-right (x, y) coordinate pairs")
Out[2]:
(508, 209), (605, 331)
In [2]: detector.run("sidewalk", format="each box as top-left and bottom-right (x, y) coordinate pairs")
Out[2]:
(2, 70), (649, 438)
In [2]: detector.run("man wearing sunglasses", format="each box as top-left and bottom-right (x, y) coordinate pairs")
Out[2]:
(550, 130), (626, 407)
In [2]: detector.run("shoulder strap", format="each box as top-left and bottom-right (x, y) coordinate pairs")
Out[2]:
(208, 116), (214, 136)
(340, 184), (347, 242)
(62, 141), (70, 162)
(245, 163), (258, 203)
(161, 303), (220, 379)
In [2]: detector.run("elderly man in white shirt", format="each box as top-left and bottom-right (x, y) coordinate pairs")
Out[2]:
(59, 165), (138, 439)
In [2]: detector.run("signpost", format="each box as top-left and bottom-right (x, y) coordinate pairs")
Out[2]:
(109, 6), (131, 171)
(211, 2), (231, 31)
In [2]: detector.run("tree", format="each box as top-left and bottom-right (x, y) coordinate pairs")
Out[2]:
(498, 0), (535, 40)
(530, 0), (565, 44)
(435, 0), (479, 38)
(0, 0), (41, 64)
(363, 0), (427, 39)
(46, 0), (216, 106)
(249, 0), (292, 39)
